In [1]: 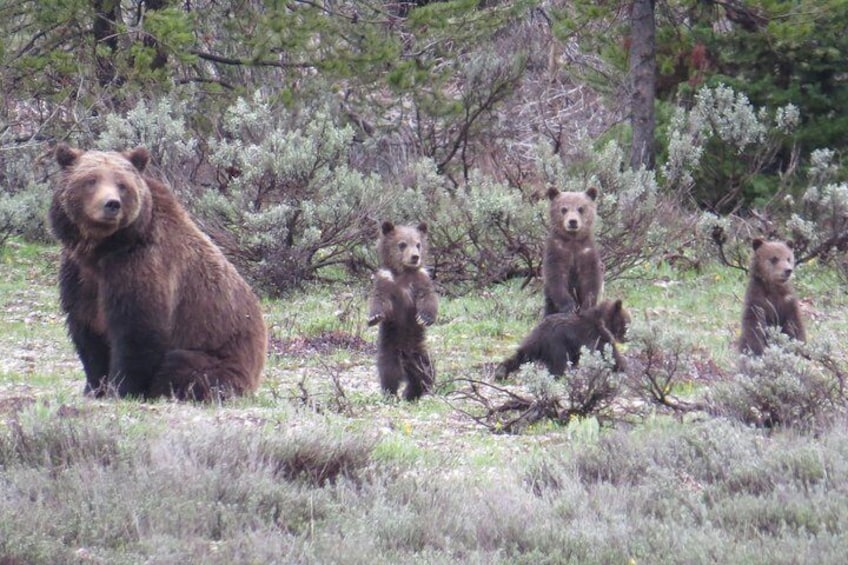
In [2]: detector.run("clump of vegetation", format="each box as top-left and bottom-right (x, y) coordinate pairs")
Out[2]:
(201, 93), (386, 293)
(449, 350), (623, 434)
(625, 323), (710, 414)
(711, 333), (847, 430)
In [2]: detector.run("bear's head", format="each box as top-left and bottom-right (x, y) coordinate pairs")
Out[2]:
(52, 144), (152, 242)
(600, 299), (630, 343)
(547, 187), (598, 239)
(378, 221), (428, 273)
(751, 238), (795, 285)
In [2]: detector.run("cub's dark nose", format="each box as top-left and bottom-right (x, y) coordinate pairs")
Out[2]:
(410, 254), (420, 265)
(103, 199), (121, 216)
(784, 268), (793, 278)
(567, 219), (579, 229)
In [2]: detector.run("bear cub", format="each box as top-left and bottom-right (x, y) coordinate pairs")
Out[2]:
(739, 238), (805, 355)
(495, 299), (630, 380)
(543, 187), (603, 316)
(50, 144), (267, 401)
(368, 221), (438, 400)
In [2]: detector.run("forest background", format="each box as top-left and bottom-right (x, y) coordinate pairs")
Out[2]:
(2, 1), (848, 563)
(1, 0), (846, 292)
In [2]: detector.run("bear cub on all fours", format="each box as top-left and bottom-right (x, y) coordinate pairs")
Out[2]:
(543, 187), (604, 316)
(495, 299), (630, 381)
(50, 144), (267, 401)
(367, 221), (439, 401)
(739, 238), (806, 356)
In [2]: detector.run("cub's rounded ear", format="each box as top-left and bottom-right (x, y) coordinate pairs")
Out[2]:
(55, 144), (81, 169)
(125, 147), (150, 173)
(752, 237), (765, 251)
(613, 299), (623, 312)
(546, 187), (560, 201)
(585, 187), (599, 201)
(785, 239), (795, 250)
(417, 222), (428, 235)
(381, 221), (395, 235)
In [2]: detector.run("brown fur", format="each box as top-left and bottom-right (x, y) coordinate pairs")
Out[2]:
(50, 144), (267, 401)
(495, 299), (629, 380)
(542, 187), (604, 316)
(367, 221), (438, 400)
(739, 238), (805, 355)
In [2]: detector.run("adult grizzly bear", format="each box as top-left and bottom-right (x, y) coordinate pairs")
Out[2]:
(543, 187), (603, 316)
(494, 299), (630, 380)
(739, 238), (805, 355)
(367, 221), (438, 400)
(50, 144), (267, 400)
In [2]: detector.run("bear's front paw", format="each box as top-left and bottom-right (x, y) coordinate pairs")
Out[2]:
(367, 313), (384, 326)
(416, 312), (435, 326)
(493, 364), (509, 382)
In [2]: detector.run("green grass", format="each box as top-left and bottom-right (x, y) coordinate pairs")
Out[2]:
(2, 241), (848, 563)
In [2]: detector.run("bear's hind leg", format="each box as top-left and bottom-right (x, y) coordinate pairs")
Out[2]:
(402, 350), (435, 401)
(149, 349), (247, 401)
(377, 348), (404, 398)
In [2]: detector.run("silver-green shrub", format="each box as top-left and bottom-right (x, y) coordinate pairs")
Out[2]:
(786, 149), (848, 265)
(712, 332), (845, 430)
(202, 92), (388, 293)
(662, 83), (799, 211)
(0, 142), (52, 245)
(0, 182), (51, 246)
(383, 165), (546, 287)
(95, 94), (198, 183)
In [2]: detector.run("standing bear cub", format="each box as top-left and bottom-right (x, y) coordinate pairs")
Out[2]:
(543, 187), (603, 316)
(367, 221), (438, 400)
(50, 144), (267, 401)
(495, 299), (630, 380)
(739, 238), (805, 355)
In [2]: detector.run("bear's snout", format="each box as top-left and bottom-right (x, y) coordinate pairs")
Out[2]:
(783, 267), (793, 280)
(567, 219), (579, 230)
(103, 199), (122, 217)
(409, 254), (420, 265)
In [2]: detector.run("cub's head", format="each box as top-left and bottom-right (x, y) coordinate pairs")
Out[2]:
(378, 221), (428, 273)
(751, 238), (795, 285)
(52, 144), (152, 241)
(600, 299), (630, 342)
(547, 187), (598, 238)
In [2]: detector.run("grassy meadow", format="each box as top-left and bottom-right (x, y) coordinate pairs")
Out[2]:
(2, 240), (848, 564)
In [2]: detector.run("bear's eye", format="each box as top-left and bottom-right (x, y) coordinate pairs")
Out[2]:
(117, 182), (128, 193)
(416, 242), (421, 250)
(770, 257), (779, 265)
(560, 207), (568, 214)
(398, 242), (407, 251)
(578, 206), (585, 214)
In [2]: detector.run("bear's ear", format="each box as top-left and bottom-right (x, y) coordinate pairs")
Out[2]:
(546, 187), (560, 201)
(752, 238), (765, 251)
(55, 144), (81, 169)
(585, 187), (599, 201)
(381, 221), (395, 235)
(417, 222), (428, 235)
(613, 299), (623, 314)
(125, 147), (150, 173)
(785, 239), (795, 250)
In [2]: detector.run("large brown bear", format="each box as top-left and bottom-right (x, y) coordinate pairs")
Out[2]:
(543, 187), (603, 316)
(49, 144), (267, 401)
(495, 299), (630, 380)
(739, 238), (805, 355)
(367, 221), (438, 400)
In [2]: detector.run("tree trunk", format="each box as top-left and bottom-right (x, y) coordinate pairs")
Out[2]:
(628, 0), (656, 171)
(92, 0), (120, 88)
